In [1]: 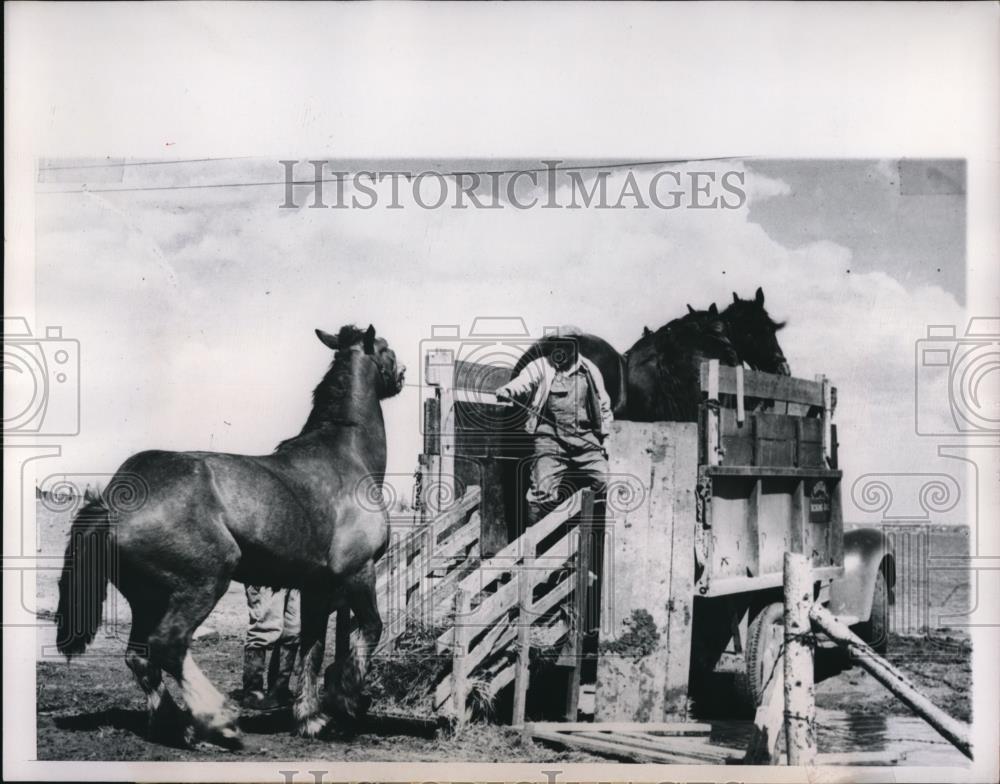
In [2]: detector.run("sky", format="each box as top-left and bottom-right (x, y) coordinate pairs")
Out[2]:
(30, 157), (971, 524)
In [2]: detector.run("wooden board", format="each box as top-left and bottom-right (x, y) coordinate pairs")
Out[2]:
(595, 422), (698, 721)
(699, 364), (826, 407)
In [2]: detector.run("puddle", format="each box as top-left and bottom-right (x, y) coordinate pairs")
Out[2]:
(710, 707), (968, 766)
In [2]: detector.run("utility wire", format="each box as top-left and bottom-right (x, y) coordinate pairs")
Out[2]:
(38, 156), (255, 172)
(38, 156), (743, 195)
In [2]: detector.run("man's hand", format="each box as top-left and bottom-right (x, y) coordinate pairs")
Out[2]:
(495, 388), (511, 403)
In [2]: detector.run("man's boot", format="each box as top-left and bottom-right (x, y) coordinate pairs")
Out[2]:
(241, 647), (268, 709)
(260, 640), (297, 710)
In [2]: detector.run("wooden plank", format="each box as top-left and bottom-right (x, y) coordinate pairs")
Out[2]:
(818, 375), (833, 465)
(512, 569), (534, 725)
(746, 479), (761, 577)
(571, 731), (736, 763)
(700, 363), (826, 407)
(527, 727), (709, 764)
(458, 529), (577, 637)
(564, 490), (594, 721)
(525, 721), (711, 734)
(812, 751), (906, 765)
(596, 732), (741, 763)
(478, 455), (508, 557)
(595, 422), (698, 722)
(702, 565), (843, 597)
(707, 466), (842, 479)
(450, 590), (471, 725)
(784, 553), (816, 765)
(428, 486), (482, 545)
(453, 491), (582, 598)
(432, 512), (480, 564)
(423, 397), (440, 456)
(706, 360), (721, 466)
(735, 364), (745, 425)
(810, 604), (973, 760)
(790, 479), (805, 553)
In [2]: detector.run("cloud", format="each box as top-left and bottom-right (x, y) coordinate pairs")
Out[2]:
(34, 158), (969, 524)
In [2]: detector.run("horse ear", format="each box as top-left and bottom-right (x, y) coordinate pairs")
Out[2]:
(755, 286), (765, 305)
(708, 302), (718, 316)
(363, 324), (376, 354)
(733, 292), (739, 303)
(315, 328), (340, 351)
(643, 326), (652, 337)
(687, 304), (695, 315)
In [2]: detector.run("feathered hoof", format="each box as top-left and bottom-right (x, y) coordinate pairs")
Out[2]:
(295, 712), (331, 739)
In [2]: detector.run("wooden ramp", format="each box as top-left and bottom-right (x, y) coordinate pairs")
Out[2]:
(524, 721), (742, 764)
(524, 721), (908, 766)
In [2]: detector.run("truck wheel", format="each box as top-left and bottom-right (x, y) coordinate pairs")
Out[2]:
(854, 569), (889, 655)
(735, 602), (784, 713)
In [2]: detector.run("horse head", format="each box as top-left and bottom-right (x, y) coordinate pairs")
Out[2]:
(315, 324), (406, 398)
(722, 287), (790, 375)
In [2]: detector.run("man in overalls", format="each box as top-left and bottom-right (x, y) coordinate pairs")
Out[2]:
(241, 586), (300, 710)
(496, 336), (613, 525)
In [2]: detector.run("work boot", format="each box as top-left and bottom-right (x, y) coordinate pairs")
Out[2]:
(241, 647), (268, 709)
(259, 640), (298, 709)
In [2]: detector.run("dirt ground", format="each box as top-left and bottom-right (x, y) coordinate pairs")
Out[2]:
(34, 503), (972, 762)
(36, 624), (970, 763)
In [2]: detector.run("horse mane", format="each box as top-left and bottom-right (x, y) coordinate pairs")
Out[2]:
(275, 325), (370, 450)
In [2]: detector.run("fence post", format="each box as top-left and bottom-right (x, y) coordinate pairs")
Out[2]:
(512, 566), (533, 725)
(706, 360), (721, 466)
(784, 552), (816, 765)
(425, 350), (456, 515)
(564, 489), (594, 720)
(450, 589), (471, 725)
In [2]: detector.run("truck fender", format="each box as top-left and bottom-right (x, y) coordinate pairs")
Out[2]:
(828, 527), (896, 624)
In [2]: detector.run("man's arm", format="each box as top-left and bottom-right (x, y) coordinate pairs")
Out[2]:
(584, 359), (615, 435)
(496, 359), (542, 401)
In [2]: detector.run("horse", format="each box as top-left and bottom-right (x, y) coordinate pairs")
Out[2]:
(510, 287), (789, 424)
(55, 324), (405, 747)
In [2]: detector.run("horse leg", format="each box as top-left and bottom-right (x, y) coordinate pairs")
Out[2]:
(293, 589), (332, 738)
(149, 582), (242, 749)
(124, 605), (186, 741)
(324, 564), (382, 727)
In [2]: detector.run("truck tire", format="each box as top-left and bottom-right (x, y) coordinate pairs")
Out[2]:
(853, 568), (889, 655)
(735, 602), (784, 713)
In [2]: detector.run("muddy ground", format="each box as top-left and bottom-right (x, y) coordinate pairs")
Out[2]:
(34, 504), (971, 763)
(36, 623), (970, 763)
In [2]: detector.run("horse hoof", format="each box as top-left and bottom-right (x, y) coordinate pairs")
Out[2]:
(295, 713), (330, 739)
(214, 726), (244, 751)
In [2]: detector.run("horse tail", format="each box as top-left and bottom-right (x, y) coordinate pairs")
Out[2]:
(56, 493), (113, 657)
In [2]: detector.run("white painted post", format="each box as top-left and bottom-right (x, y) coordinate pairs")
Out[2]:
(784, 552), (816, 765)
(735, 364), (746, 426)
(816, 374), (832, 466)
(707, 359), (721, 466)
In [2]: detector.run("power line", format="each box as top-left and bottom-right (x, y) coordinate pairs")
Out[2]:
(38, 156), (744, 195)
(38, 156), (255, 172)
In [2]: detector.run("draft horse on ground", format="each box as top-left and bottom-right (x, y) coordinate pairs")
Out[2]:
(56, 324), (405, 747)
